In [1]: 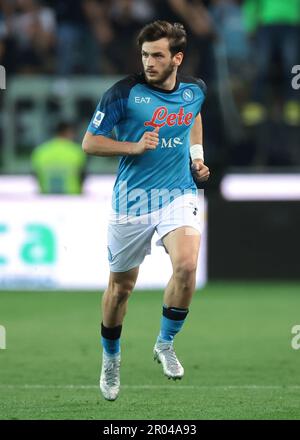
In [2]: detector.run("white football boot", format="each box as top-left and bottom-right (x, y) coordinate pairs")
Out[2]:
(99, 351), (121, 401)
(153, 341), (184, 380)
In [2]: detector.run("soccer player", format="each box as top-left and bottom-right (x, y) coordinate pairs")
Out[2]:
(82, 20), (210, 401)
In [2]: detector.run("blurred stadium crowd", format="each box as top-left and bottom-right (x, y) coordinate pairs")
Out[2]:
(0, 0), (299, 177)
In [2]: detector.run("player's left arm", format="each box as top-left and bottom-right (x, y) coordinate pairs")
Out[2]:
(190, 113), (210, 182)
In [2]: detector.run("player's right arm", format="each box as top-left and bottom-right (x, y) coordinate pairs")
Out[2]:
(82, 128), (159, 157)
(82, 80), (159, 156)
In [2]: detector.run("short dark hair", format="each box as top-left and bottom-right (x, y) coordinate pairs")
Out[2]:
(137, 21), (187, 56)
(56, 121), (75, 135)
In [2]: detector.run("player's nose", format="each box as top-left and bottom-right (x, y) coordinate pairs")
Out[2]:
(145, 56), (154, 67)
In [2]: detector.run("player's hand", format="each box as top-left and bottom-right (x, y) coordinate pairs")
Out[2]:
(191, 159), (210, 182)
(131, 126), (160, 155)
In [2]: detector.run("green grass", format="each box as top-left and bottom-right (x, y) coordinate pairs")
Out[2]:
(0, 282), (300, 420)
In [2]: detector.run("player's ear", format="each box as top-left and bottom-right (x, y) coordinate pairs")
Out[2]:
(173, 52), (184, 67)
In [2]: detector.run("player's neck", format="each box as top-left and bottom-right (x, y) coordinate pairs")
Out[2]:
(160, 77), (176, 91)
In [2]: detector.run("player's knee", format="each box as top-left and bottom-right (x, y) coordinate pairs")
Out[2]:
(110, 279), (134, 304)
(173, 259), (197, 284)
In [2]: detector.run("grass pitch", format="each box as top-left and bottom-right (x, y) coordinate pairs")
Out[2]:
(0, 282), (300, 420)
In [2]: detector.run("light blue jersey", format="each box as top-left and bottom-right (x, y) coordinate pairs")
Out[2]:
(88, 73), (206, 215)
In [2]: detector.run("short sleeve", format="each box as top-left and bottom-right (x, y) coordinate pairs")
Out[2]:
(178, 74), (207, 116)
(194, 78), (206, 115)
(87, 84), (128, 136)
(196, 78), (207, 98)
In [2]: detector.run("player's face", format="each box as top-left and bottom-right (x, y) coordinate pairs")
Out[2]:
(142, 38), (183, 86)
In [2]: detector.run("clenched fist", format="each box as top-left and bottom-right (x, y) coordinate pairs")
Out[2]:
(191, 159), (210, 182)
(131, 126), (160, 155)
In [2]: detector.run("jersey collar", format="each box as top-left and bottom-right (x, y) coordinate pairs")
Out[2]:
(140, 72), (180, 94)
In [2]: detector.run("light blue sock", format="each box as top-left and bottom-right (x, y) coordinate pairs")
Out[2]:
(101, 336), (120, 356)
(101, 323), (122, 355)
(157, 305), (189, 343)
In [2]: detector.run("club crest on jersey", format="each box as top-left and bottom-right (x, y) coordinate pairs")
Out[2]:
(92, 110), (105, 128)
(144, 106), (193, 128)
(182, 88), (194, 102)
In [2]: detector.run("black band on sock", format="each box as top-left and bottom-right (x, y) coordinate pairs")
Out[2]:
(163, 306), (189, 321)
(101, 323), (122, 340)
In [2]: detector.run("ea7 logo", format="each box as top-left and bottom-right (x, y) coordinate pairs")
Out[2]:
(0, 325), (6, 349)
(161, 137), (183, 148)
(93, 110), (105, 128)
(291, 325), (300, 350)
(135, 97), (151, 104)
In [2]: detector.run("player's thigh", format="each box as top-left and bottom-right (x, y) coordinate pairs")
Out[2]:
(108, 266), (139, 294)
(107, 220), (154, 273)
(162, 226), (201, 273)
(157, 194), (203, 271)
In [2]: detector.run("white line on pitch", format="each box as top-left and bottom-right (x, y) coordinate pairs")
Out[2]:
(0, 384), (300, 390)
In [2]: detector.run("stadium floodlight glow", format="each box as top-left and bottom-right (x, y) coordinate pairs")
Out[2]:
(221, 174), (300, 201)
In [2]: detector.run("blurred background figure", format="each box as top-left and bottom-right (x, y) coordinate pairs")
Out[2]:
(31, 121), (86, 194)
(10, 0), (56, 73)
(52, 0), (86, 75)
(211, 0), (251, 87)
(0, 0), (17, 73)
(80, 0), (114, 74)
(242, 0), (300, 127)
(240, 0), (300, 166)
